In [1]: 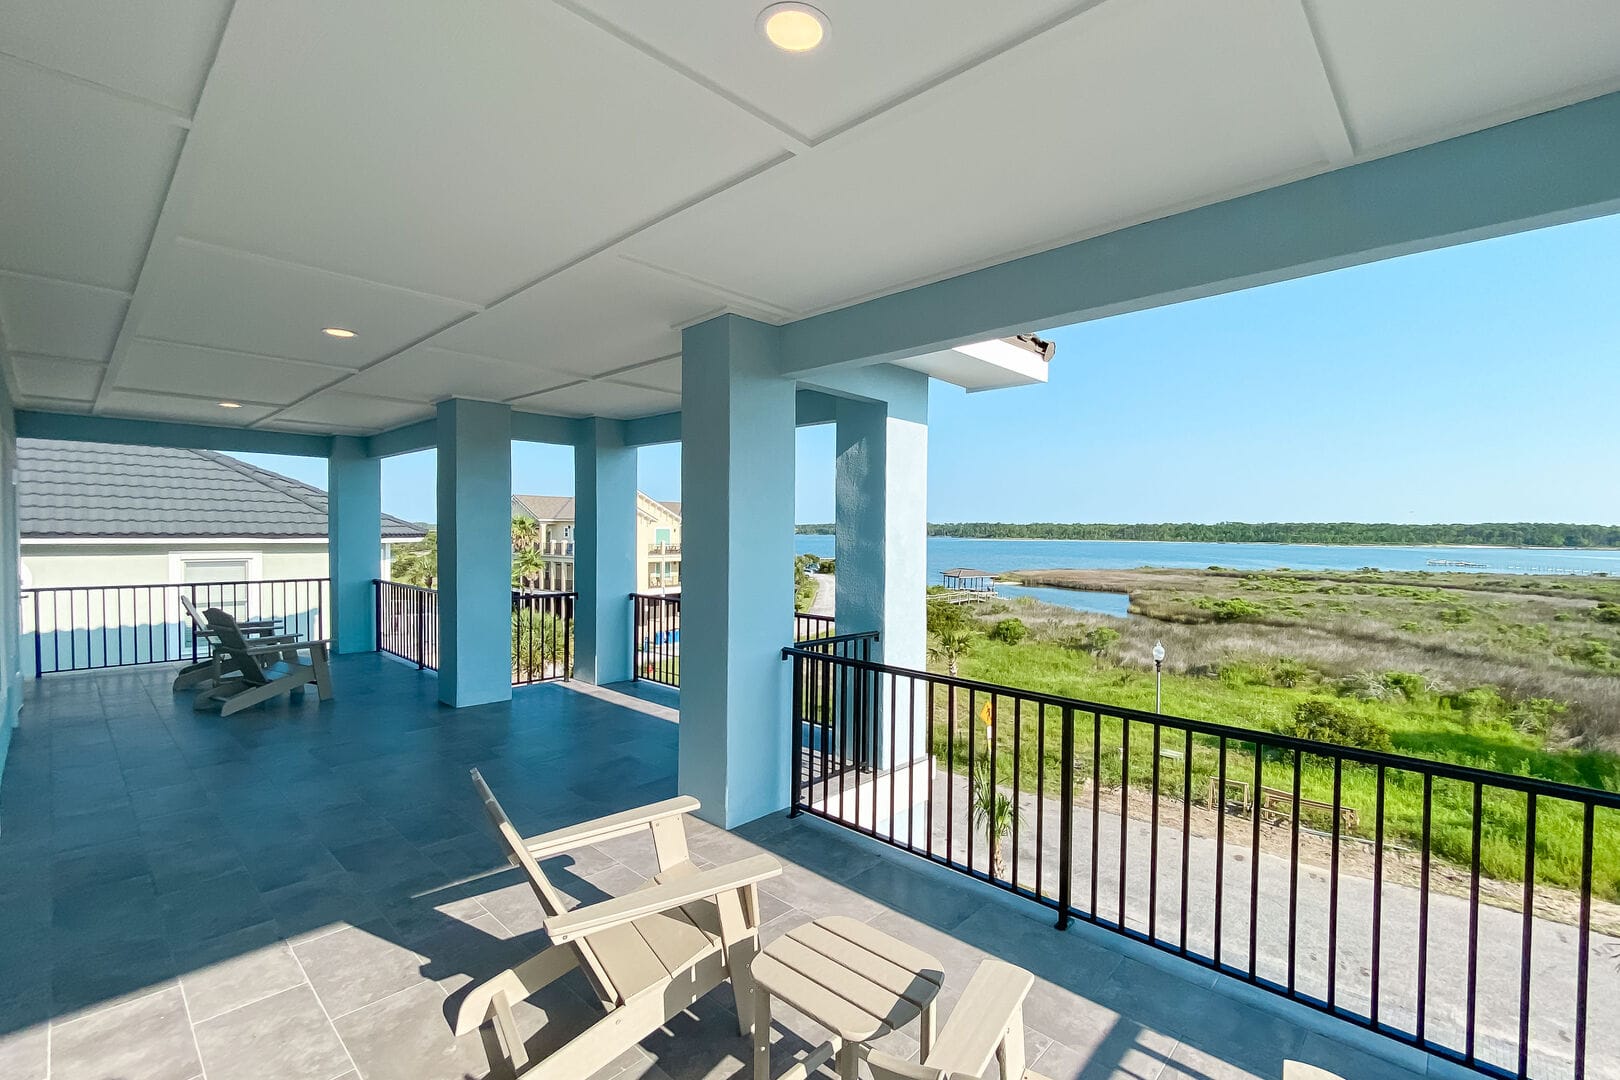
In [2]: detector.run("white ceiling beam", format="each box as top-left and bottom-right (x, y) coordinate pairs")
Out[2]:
(1271, 0), (1356, 164)
(0, 267), (134, 299)
(91, 3), (240, 414)
(0, 49), (193, 129)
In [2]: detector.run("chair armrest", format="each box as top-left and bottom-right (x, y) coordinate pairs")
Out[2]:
(864, 1051), (942, 1080)
(545, 854), (781, 943)
(240, 639), (329, 657)
(917, 960), (1033, 1078)
(779, 1041), (843, 1080)
(519, 796), (700, 860)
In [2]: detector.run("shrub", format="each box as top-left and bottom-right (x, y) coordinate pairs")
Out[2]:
(1270, 657), (1313, 688)
(1445, 686), (1506, 721)
(989, 618), (1028, 645)
(1291, 698), (1394, 752)
(1438, 606), (1474, 625)
(1399, 621), (1423, 633)
(927, 599), (968, 638)
(1594, 603), (1620, 624)
(1508, 697), (1567, 737)
(1196, 597), (1266, 621)
(1558, 638), (1618, 672)
(1382, 671), (1427, 700)
(1336, 671), (1393, 701)
(1077, 626), (1120, 654)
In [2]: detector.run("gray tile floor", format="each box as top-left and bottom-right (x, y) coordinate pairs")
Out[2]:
(0, 655), (1439, 1080)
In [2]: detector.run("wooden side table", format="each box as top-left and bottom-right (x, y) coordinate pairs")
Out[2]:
(750, 916), (944, 1080)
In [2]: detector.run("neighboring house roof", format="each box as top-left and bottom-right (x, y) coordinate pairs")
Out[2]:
(513, 493), (682, 524)
(511, 494), (575, 523)
(17, 439), (424, 541)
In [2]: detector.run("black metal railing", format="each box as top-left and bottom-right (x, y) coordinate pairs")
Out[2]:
(780, 645), (1618, 1080)
(22, 578), (329, 675)
(375, 579), (439, 670)
(512, 589), (573, 684)
(373, 580), (574, 684)
(629, 601), (851, 688)
(631, 593), (681, 687)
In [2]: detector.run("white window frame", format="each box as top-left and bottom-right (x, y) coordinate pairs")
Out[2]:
(168, 551), (263, 584)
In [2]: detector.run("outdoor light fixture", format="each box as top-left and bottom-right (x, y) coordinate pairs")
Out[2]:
(758, 3), (828, 52)
(1152, 641), (1166, 713)
(217, 401), (243, 409)
(321, 327), (357, 339)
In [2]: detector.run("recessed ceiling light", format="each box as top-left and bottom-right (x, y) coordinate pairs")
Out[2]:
(758, 3), (828, 53)
(321, 327), (357, 339)
(218, 401), (243, 409)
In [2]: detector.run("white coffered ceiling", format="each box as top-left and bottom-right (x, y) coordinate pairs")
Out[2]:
(2, 0), (1619, 436)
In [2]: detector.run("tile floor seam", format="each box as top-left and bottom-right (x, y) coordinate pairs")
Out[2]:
(176, 974), (212, 1080)
(50, 979), (177, 1031)
(285, 938), (363, 1077)
(321, 971), (427, 1023)
(178, 969), (314, 1027)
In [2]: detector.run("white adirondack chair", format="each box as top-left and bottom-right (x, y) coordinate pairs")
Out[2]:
(190, 608), (333, 716)
(456, 770), (783, 1080)
(781, 958), (1051, 1080)
(1284, 1065), (1345, 1080)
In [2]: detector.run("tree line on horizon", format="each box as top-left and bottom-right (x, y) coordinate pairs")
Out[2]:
(794, 521), (1620, 548)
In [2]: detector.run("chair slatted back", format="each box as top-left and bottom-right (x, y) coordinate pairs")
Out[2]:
(469, 769), (619, 1005)
(203, 608), (272, 686)
(180, 594), (209, 632)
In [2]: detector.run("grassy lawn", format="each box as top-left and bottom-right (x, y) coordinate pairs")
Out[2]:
(925, 569), (1620, 900)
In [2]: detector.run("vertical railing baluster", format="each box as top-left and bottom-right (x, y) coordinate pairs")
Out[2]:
(790, 653), (804, 816)
(1057, 705), (1074, 930)
(1119, 715), (1130, 927)
(1372, 764), (1386, 1029)
(1215, 735), (1227, 966)
(1090, 710), (1101, 921)
(1149, 721), (1161, 942)
(1574, 803), (1593, 1079)
(1249, 743), (1262, 981)
(1288, 748), (1302, 994)
(1417, 774), (1433, 1044)
(1180, 727), (1192, 955)
(1517, 792), (1536, 1080)
(1328, 757), (1342, 1010)
(1466, 781), (1483, 1064)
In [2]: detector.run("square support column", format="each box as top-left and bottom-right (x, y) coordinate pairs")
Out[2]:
(327, 435), (381, 654)
(573, 418), (637, 685)
(833, 369), (929, 671)
(436, 399), (513, 708)
(679, 315), (797, 827)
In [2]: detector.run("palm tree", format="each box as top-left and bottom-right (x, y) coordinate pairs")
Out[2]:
(971, 760), (1017, 881)
(511, 516), (537, 554)
(389, 530), (437, 587)
(929, 627), (974, 677)
(512, 546), (545, 591)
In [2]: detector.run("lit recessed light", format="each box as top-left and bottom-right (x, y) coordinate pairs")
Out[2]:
(321, 327), (357, 339)
(759, 3), (828, 52)
(218, 401), (243, 409)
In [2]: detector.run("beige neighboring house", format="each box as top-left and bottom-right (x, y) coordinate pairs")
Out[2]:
(18, 439), (424, 591)
(512, 491), (682, 593)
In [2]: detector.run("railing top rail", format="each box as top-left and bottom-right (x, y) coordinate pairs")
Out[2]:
(512, 589), (577, 599)
(25, 577), (331, 595)
(781, 644), (1620, 808)
(630, 592), (681, 601)
(796, 629), (878, 645)
(373, 578), (437, 594)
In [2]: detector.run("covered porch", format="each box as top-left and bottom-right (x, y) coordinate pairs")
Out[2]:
(0, 655), (1424, 1080)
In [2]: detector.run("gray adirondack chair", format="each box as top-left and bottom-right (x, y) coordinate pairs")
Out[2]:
(191, 608), (333, 716)
(171, 593), (294, 690)
(455, 769), (782, 1080)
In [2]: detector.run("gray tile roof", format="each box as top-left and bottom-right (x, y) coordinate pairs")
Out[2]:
(17, 439), (424, 541)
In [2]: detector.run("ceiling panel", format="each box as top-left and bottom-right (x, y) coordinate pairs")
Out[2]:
(620, 0), (1328, 315)
(115, 339), (341, 404)
(340, 345), (576, 403)
(274, 392), (435, 432)
(133, 241), (475, 369)
(0, 275), (128, 361)
(99, 388), (276, 424)
(606, 356), (681, 394)
(1306, 0), (1620, 151)
(0, 0), (232, 114)
(0, 64), (184, 291)
(512, 380), (679, 419)
(10, 355), (105, 403)
(431, 255), (730, 377)
(567, 0), (1088, 141)
(177, 0), (788, 304)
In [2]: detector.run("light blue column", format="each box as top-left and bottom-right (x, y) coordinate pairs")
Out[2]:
(436, 399), (513, 707)
(0, 378), (19, 786)
(327, 436), (381, 654)
(679, 315), (798, 827)
(833, 368), (929, 671)
(573, 418), (637, 685)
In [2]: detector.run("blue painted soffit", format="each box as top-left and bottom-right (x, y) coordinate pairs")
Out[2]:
(777, 89), (1620, 375)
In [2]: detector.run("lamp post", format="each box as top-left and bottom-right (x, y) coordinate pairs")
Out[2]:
(1152, 640), (1166, 713)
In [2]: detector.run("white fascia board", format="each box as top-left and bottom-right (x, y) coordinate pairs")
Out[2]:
(893, 339), (1050, 391)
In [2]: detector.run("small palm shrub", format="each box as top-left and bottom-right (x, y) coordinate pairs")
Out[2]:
(970, 760), (1017, 881)
(1291, 698), (1394, 752)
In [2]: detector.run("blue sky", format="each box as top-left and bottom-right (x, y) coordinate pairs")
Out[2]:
(235, 212), (1620, 526)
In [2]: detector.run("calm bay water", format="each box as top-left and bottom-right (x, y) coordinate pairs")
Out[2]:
(793, 536), (1618, 617)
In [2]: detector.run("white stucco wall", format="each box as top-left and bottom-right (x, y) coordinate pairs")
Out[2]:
(21, 541), (330, 588)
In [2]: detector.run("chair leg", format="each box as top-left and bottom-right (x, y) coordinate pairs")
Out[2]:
(716, 888), (758, 1038)
(997, 1003), (1027, 1080)
(310, 645), (334, 699)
